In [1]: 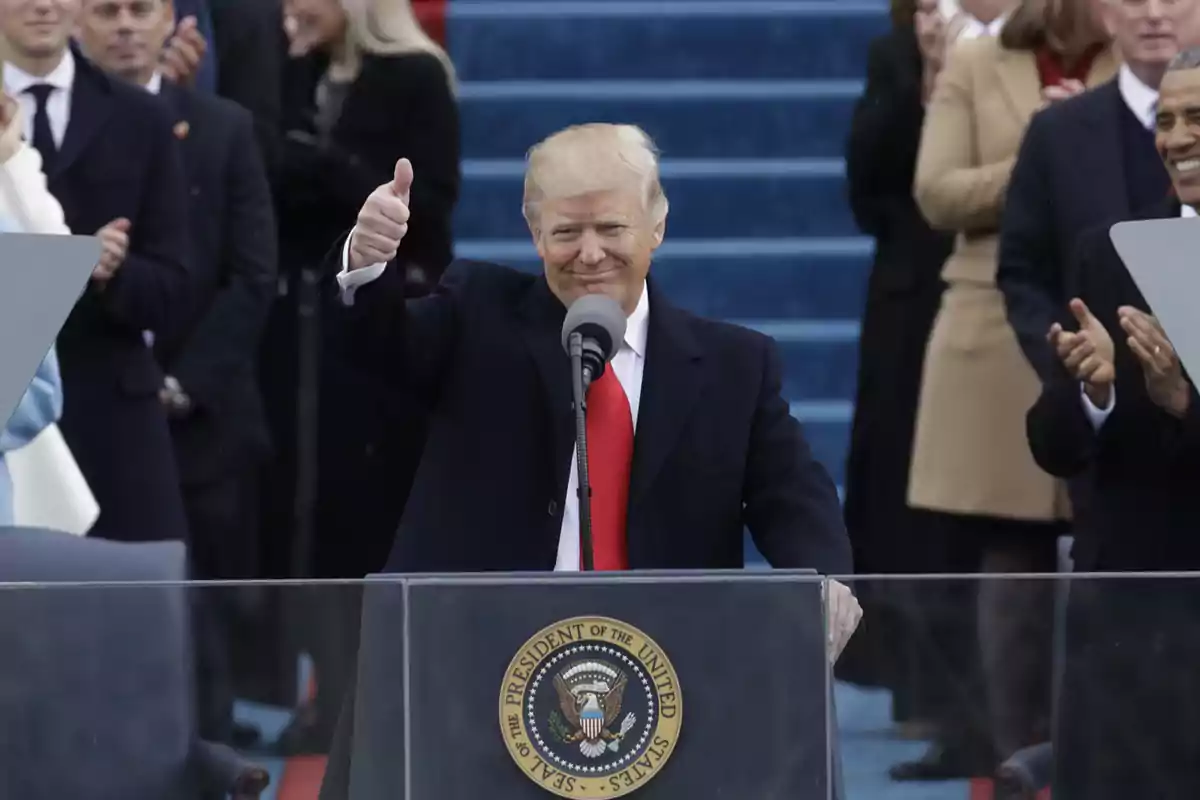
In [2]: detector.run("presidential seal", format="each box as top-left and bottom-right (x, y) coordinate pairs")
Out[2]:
(499, 616), (682, 798)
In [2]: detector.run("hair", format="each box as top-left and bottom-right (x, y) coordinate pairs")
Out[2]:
(521, 123), (669, 231)
(1000, 0), (1103, 55)
(891, 0), (919, 29)
(1167, 45), (1200, 73)
(339, 0), (456, 90)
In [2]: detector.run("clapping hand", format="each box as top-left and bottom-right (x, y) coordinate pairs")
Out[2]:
(1048, 298), (1115, 406)
(160, 16), (207, 86)
(1119, 306), (1191, 417)
(0, 93), (22, 164)
(1042, 79), (1086, 107)
(348, 158), (413, 271)
(94, 218), (131, 284)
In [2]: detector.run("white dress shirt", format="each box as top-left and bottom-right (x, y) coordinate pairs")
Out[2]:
(2, 50), (75, 149)
(1118, 64), (1158, 131)
(336, 241), (652, 570)
(954, 12), (1008, 41)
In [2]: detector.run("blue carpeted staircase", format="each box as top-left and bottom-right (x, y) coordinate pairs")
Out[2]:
(450, 0), (889, 548)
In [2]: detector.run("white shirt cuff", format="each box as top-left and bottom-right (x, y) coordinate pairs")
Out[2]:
(1080, 383), (1115, 430)
(336, 227), (388, 305)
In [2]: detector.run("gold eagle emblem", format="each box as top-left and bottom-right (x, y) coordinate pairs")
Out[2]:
(551, 661), (637, 758)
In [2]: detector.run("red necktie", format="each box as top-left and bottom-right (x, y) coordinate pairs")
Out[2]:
(584, 367), (634, 570)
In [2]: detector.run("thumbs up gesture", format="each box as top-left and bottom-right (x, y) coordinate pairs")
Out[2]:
(348, 158), (413, 271)
(1048, 298), (1115, 407)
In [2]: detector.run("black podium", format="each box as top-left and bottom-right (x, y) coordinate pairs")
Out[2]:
(331, 571), (832, 799)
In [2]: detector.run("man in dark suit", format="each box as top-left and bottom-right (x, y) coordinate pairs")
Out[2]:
(339, 126), (853, 582)
(322, 122), (859, 797)
(1026, 48), (1200, 797)
(75, 0), (278, 743)
(161, 0), (285, 169)
(997, 0), (1199, 381)
(0, 0), (193, 542)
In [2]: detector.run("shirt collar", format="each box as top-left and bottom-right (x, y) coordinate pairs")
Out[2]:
(144, 72), (163, 95)
(1119, 64), (1158, 130)
(2, 49), (75, 97)
(623, 282), (650, 358)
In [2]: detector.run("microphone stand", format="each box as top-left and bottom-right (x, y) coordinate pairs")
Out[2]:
(568, 331), (596, 571)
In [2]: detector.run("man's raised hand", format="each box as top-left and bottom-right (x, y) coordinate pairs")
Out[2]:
(1048, 298), (1115, 406)
(348, 158), (413, 271)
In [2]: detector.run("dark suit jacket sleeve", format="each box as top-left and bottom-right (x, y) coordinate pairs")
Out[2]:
(845, 31), (925, 239)
(1026, 361), (1102, 478)
(997, 110), (1062, 382)
(335, 251), (469, 399)
(99, 105), (192, 333)
(171, 108), (277, 407)
(211, 0), (284, 171)
(742, 336), (852, 575)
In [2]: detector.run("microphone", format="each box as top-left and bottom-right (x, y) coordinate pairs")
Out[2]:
(560, 294), (626, 572)
(560, 294), (627, 389)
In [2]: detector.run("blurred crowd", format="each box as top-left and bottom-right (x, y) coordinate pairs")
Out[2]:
(0, 0), (458, 758)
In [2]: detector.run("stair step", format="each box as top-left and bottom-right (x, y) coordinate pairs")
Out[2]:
(739, 319), (860, 402)
(448, 2), (888, 81)
(457, 238), (871, 320)
(454, 158), (855, 240)
(459, 80), (860, 159)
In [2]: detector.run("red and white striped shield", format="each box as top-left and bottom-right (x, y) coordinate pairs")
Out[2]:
(581, 707), (604, 741)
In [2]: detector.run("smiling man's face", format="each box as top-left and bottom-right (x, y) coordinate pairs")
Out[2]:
(1156, 65), (1200, 205)
(534, 186), (662, 316)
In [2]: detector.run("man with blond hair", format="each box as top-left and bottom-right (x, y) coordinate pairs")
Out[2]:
(320, 121), (858, 796)
(337, 122), (851, 576)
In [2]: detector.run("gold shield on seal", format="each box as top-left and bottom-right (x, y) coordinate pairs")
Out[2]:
(498, 616), (683, 798)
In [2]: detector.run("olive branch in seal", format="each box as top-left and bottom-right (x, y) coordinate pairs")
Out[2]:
(547, 709), (573, 743)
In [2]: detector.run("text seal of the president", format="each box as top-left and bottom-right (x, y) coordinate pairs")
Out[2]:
(499, 616), (682, 798)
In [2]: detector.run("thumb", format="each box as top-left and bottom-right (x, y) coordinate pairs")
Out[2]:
(391, 158), (413, 200)
(1069, 298), (1096, 329)
(110, 217), (132, 232)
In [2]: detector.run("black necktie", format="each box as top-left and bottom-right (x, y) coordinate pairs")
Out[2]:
(24, 84), (57, 172)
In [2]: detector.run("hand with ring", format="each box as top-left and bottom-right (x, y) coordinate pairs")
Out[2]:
(1118, 306), (1191, 417)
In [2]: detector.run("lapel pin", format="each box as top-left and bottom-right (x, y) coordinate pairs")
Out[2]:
(173, 121), (190, 140)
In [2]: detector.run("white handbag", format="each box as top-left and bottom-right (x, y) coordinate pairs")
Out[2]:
(7, 422), (99, 535)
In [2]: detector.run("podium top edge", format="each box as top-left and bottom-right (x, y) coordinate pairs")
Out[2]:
(363, 569), (823, 586)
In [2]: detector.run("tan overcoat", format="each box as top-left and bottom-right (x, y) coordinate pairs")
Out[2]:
(907, 36), (1117, 520)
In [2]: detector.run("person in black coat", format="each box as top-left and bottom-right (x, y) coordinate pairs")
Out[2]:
(838, 0), (953, 715)
(1, 2), (193, 543)
(209, 0), (286, 171)
(76, 0), (279, 744)
(997, 0), (1193, 382)
(153, 75), (278, 749)
(258, 0), (461, 753)
(1026, 51), (1200, 798)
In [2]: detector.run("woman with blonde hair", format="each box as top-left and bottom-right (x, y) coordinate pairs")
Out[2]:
(907, 0), (1114, 773)
(261, 0), (461, 754)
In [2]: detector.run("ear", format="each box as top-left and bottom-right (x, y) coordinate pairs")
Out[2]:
(650, 209), (667, 249)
